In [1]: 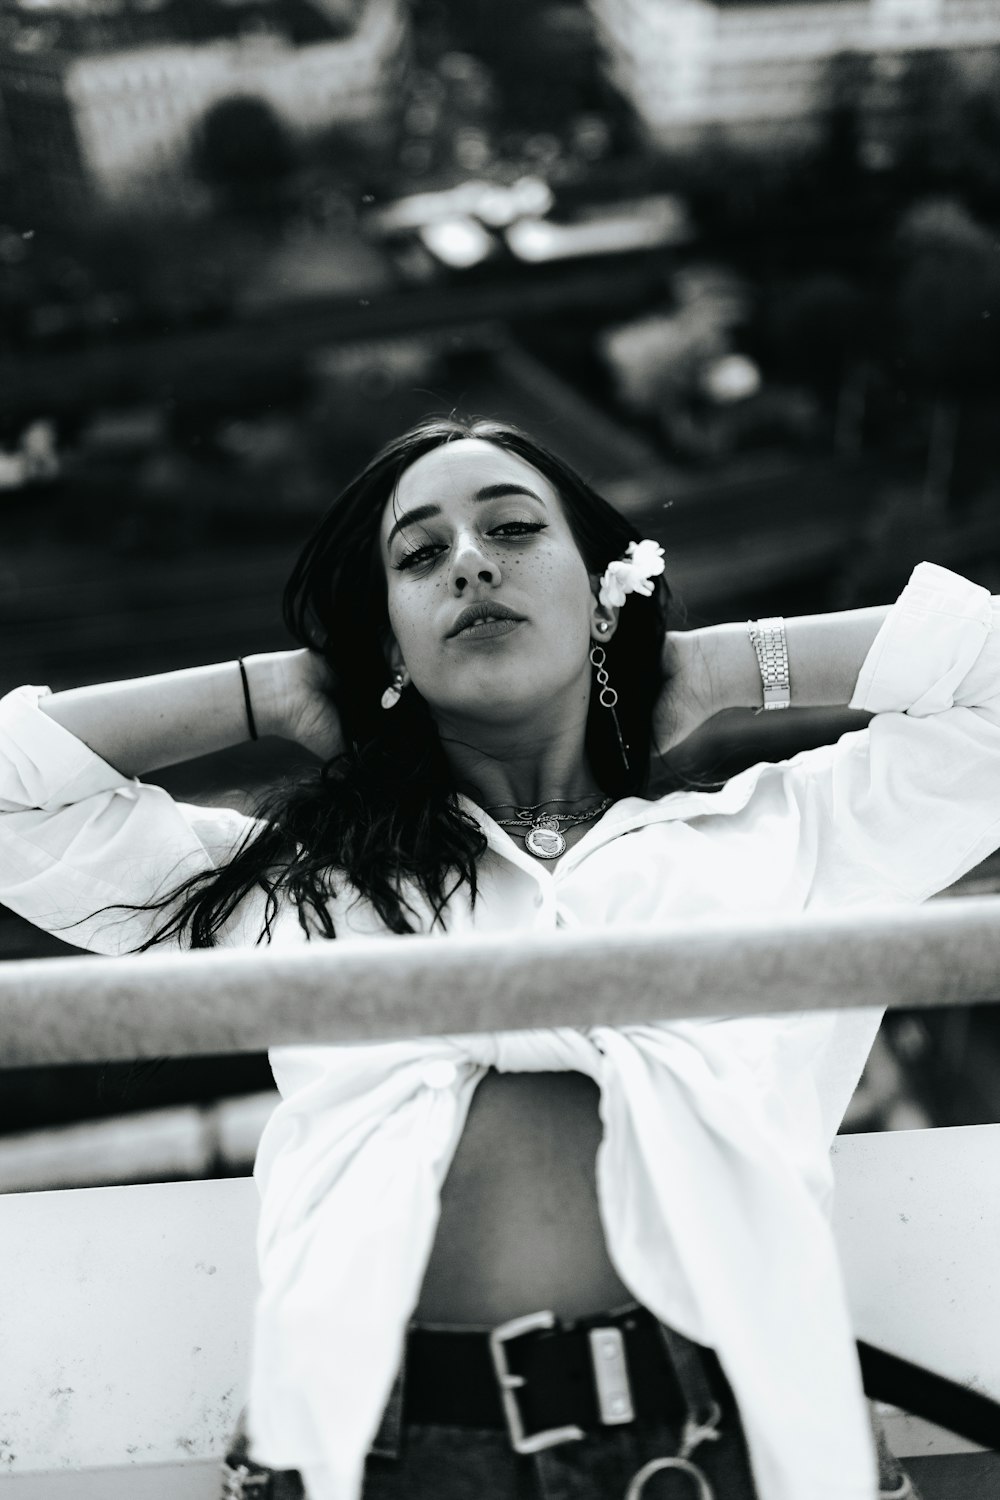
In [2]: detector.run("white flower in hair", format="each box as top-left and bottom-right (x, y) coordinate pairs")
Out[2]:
(598, 539), (666, 610)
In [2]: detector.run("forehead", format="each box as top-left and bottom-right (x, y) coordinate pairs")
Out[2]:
(380, 438), (558, 539)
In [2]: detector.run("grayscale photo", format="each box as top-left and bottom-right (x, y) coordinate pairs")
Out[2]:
(2, 2), (1000, 1497)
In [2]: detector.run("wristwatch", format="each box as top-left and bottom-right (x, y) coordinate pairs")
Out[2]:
(747, 617), (790, 712)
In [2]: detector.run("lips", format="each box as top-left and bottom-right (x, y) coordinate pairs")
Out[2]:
(447, 601), (525, 638)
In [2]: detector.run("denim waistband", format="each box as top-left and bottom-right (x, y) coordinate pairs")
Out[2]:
(370, 1304), (728, 1461)
(222, 1307), (757, 1500)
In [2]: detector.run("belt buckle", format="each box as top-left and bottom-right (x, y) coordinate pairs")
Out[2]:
(488, 1310), (585, 1454)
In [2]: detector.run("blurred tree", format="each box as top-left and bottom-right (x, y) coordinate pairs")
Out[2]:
(894, 198), (1000, 513)
(894, 50), (957, 194)
(193, 96), (298, 219)
(818, 50), (869, 189)
(767, 273), (863, 392)
(895, 50), (1000, 215)
(436, 0), (628, 142)
(763, 272), (868, 451)
(954, 81), (1000, 213)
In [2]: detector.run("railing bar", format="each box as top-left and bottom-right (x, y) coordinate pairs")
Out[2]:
(2, 898), (1000, 1068)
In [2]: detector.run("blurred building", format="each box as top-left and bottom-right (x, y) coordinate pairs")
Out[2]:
(590, 0), (1000, 148)
(0, 0), (408, 218)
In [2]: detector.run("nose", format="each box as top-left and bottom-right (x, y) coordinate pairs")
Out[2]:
(449, 534), (501, 593)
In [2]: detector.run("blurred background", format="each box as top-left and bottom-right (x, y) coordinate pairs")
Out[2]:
(3, 0), (1000, 1192)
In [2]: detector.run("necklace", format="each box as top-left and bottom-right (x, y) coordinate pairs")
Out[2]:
(488, 794), (614, 860)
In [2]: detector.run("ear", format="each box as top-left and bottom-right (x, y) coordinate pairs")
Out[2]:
(383, 632), (409, 684)
(589, 582), (619, 644)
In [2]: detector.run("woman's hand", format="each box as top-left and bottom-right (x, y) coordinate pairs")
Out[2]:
(652, 629), (723, 753)
(246, 649), (344, 760)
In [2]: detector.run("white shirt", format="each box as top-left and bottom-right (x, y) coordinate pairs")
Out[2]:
(3, 561), (1000, 1500)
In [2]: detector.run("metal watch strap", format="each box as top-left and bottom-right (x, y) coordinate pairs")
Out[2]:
(747, 616), (790, 712)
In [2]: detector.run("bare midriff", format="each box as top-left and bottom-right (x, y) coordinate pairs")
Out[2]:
(414, 1070), (631, 1327)
(415, 821), (629, 1327)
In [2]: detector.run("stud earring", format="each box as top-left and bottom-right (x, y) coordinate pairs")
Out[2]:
(381, 671), (405, 710)
(596, 621), (610, 635)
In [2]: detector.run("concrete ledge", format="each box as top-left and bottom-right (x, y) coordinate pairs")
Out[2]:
(0, 1126), (997, 1480)
(0, 1461), (219, 1498)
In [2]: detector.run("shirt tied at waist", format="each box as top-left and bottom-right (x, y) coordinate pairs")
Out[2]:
(460, 1026), (601, 1076)
(250, 1025), (877, 1500)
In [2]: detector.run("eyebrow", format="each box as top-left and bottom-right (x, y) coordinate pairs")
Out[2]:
(385, 483), (545, 546)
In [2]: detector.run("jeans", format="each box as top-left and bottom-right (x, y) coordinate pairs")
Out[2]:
(221, 1316), (922, 1500)
(362, 1416), (751, 1500)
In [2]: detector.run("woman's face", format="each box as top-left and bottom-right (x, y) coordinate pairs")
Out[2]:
(378, 438), (606, 727)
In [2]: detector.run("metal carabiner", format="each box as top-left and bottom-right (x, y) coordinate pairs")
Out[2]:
(623, 1454), (715, 1500)
(623, 1399), (722, 1500)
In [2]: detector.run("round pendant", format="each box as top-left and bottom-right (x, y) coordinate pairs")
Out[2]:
(525, 825), (566, 860)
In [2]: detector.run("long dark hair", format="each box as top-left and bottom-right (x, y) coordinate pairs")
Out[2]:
(139, 416), (680, 947)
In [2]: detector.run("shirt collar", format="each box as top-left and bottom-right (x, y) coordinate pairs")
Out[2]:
(458, 764), (765, 878)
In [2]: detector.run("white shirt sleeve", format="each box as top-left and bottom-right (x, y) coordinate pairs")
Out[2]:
(786, 560), (1000, 906)
(0, 684), (257, 954)
(700, 561), (1000, 1140)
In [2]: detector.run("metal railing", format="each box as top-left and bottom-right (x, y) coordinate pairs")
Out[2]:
(2, 895), (1000, 1067)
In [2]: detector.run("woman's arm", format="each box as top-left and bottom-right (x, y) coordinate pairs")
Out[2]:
(659, 605), (890, 749)
(39, 649), (342, 777)
(683, 563), (1000, 913)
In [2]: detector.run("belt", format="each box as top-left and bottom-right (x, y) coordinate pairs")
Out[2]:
(220, 1306), (731, 1499)
(401, 1305), (729, 1454)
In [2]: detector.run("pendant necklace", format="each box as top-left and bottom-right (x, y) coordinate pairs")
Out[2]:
(487, 795), (614, 860)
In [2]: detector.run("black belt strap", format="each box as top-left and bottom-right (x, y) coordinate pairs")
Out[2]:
(403, 1307), (708, 1433)
(858, 1340), (1000, 1451)
(397, 1327), (1000, 1450)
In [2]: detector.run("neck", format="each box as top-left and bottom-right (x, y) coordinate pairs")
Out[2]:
(436, 707), (600, 814)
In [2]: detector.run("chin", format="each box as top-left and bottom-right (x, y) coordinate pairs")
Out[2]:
(451, 682), (565, 726)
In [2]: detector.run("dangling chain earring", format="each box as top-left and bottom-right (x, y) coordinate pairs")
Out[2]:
(381, 671), (405, 711)
(590, 644), (631, 773)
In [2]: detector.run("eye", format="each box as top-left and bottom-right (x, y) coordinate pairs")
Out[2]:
(393, 521), (546, 571)
(393, 541), (444, 571)
(489, 521), (547, 540)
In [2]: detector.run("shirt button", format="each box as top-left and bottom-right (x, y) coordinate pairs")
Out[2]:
(421, 1060), (458, 1090)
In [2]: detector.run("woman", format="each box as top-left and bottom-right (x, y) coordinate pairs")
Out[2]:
(2, 416), (996, 1500)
